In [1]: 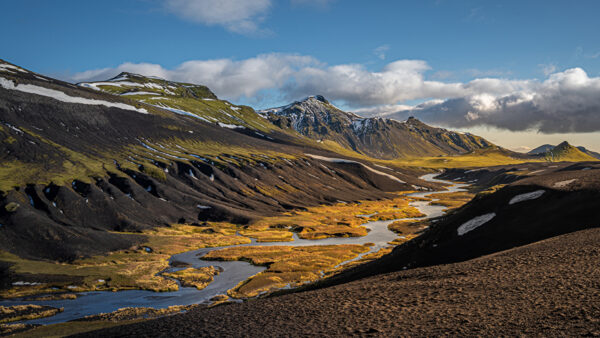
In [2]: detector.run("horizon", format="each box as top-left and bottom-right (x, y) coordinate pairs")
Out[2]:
(2, 0), (600, 151)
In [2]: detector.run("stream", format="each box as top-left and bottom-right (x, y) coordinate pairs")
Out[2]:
(0, 173), (468, 325)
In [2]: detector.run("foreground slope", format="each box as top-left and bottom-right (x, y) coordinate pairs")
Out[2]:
(80, 227), (600, 337)
(260, 96), (495, 159)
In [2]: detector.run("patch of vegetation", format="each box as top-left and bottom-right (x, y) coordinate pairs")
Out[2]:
(425, 191), (475, 211)
(0, 305), (63, 323)
(162, 267), (220, 290)
(203, 244), (371, 298)
(247, 195), (424, 240)
(0, 224), (250, 298)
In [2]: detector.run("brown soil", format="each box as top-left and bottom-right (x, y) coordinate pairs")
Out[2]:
(78, 227), (600, 337)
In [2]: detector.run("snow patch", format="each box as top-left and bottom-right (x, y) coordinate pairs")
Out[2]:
(121, 91), (161, 96)
(0, 64), (27, 73)
(0, 77), (148, 114)
(457, 213), (496, 236)
(553, 179), (577, 188)
(509, 190), (545, 205)
(218, 122), (244, 129)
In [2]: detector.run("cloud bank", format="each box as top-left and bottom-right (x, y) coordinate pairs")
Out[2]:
(72, 53), (600, 133)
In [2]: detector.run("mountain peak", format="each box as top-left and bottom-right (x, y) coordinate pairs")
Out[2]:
(555, 141), (571, 148)
(303, 95), (328, 104)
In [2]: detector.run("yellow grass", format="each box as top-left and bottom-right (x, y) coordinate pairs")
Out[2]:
(204, 244), (371, 298)
(162, 267), (220, 290)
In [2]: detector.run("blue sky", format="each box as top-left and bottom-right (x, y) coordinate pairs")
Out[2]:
(2, 0), (600, 151)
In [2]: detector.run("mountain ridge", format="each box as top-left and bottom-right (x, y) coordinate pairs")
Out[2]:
(259, 96), (497, 159)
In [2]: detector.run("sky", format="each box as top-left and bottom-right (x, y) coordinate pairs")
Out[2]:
(1, 0), (600, 151)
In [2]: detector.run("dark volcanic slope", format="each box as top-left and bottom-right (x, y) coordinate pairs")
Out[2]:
(260, 96), (496, 159)
(79, 227), (600, 337)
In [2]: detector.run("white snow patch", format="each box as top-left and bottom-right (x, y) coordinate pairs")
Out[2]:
(0, 77), (148, 114)
(218, 122), (244, 129)
(120, 91), (160, 96)
(153, 104), (211, 122)
(553, 179), (577, 188)
(527, 169), (545, 175)
(509, 190), (545, 205)
(12, 281), (42, 286)
(0, 64), (27, 73)
(457, 213), (496, 236)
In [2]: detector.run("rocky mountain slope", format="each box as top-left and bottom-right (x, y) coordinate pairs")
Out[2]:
(0, 59), (424, 262)
(259, 96), (496, 159)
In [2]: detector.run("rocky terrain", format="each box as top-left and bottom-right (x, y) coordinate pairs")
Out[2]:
(260, 96), (497, 159)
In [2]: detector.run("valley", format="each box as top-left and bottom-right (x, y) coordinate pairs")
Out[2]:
(0, 59), (599, 336)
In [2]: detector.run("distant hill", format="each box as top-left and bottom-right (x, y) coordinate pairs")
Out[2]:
(528, 142), (598, 161)
(576, 146), (600, 159)
(527, 144), (555, 155)
(259, 96), (496, 159)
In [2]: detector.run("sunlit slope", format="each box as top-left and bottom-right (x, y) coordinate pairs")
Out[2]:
(79, 72), (277, 133)
(543, 141), (598, 162)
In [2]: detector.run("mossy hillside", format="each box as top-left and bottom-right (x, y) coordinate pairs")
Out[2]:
(0, 122), (299, 191)
(79, 74), (278, 133)
(543, 141), (598, 162)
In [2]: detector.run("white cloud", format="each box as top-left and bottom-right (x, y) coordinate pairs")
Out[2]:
(163, 0), (271, 34)
(387, 68), (600, 133)
(72, 54), (600, 133)
(373, 45), (390, 60)
(74, 54), (321, 99)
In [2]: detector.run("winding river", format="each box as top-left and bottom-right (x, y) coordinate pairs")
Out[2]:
(0, 173), (468, 325)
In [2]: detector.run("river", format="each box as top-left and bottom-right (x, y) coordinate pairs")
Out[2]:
(0, 173), (468, 324)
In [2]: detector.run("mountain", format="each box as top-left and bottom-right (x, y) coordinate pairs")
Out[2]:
(0, 60), (417, 262)
(259, 96), (495, 159)
(537, 141), (597, 162)
(527, 144), (555, 154)
(576, 146), (600, 159)
(78, 72), (276, 133)
(528, 143), (600, 160)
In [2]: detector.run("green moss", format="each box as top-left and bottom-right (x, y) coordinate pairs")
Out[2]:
(4, 202), (19, 213)
(140, 165), (167, 181)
